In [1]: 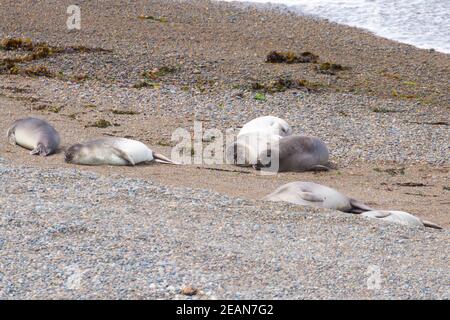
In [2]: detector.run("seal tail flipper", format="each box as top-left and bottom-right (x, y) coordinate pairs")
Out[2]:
(153, 152), (180, 165)
(349, 199), (374, 213)
(422, 220), (442, 229)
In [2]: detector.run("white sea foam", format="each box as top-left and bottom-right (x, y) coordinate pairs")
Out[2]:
(223, 0), (450, 53)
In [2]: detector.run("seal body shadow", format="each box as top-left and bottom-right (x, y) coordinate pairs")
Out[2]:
(7, 117), (60, 156)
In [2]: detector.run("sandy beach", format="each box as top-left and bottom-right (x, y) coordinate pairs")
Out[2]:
(0, 0), (449, 299)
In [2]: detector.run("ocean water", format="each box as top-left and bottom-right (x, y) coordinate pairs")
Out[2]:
(224, 0), (450, 54)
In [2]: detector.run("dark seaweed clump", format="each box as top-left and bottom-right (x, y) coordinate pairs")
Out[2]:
(0, 37), (34, 51)
(87, 119), (112, 128)
(138, 15), (168, 23)
(316, 62), (347, 75)
(111, 109), (140, 115)
(0, 37), (111, 79)
(141, 66), (176, 80)
(251, 77), (324, 93)
(266, 51), (319, 64)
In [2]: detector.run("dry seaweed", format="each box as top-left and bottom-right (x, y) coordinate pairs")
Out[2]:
(63, 46), (112, 54)
(316, 62), (347, 75)
(86, 119), (112, 128)
(141, 66), (176, 80)
(20, 65), (54, 77)
(251, 77), (324, 93)
(0, 37), (111, 81)
(373, 167), (405, 176)
(0, 37), (34, 51)
(371, 107), (403, 113)
(133, 80), (160, 89)
(72, 74), (89, 82)
(0, 62), (54, 77)
(110, 109), (140, 115)
(33, 104), (62, 113)
(138, 15), (168, 23)
(266, 51), (319, 64)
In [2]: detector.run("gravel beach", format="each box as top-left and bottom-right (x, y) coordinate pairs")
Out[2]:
(0, 0), (449, 299)
(1, 161), (449, 299)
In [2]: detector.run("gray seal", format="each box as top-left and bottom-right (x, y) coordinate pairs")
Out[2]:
(64, 137), (178, 166)
(257, 135), (330, 172)
(264, 181), (374, 213)
(361, 210), (442, 229)
(7, 117), (60, 156)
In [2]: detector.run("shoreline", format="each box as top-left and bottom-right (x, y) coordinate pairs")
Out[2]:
(220, 0), (450, 54)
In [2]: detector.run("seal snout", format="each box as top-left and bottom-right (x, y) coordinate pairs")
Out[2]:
(64, 144), (83, 163)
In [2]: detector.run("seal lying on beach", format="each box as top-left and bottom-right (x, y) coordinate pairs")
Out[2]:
(7, 117), (60, 156)
(226, 132), (281, 166)
(361, 210), (442, 229)
(238, 116), (292, 138)
(264, 181), (373, 213)
(65, 137), (177, 166)
(257, 135), (330, 172)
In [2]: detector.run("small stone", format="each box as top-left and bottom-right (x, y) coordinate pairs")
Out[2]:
(180, 286), (198, 296)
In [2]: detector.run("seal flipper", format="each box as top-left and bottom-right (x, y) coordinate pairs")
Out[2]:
(111, 147), (135, 166)
(30, 143), (52, 156)
(348, 199), (374, 213)
(30, 144), (44, 156)
(422, 220), (442, 229)
(7, 127), (16, 145)
(152, 152), (179, 165)
(298, 192), (324, 202)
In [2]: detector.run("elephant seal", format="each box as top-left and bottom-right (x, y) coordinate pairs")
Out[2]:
(257, 135), (330, 172)
(65, 137), (178, 166)
(264, 181), (373, 213)
(238, 116), (292, 138)
(226, 132), (281, 167)
(7, 117), (60, 156)
(361, 210), (442, 229)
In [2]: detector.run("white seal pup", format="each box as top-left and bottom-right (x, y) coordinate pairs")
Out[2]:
(264, 181), (374, 213)
(238, 116), (292, 138)
(361, 210), (442, 229)
(7, 117), (60, 156)
(64, 137), (177, 166)
(257, 135), (330, 172)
